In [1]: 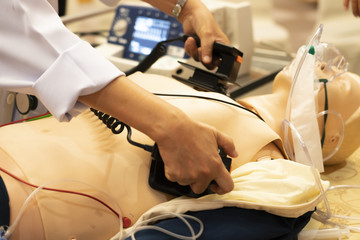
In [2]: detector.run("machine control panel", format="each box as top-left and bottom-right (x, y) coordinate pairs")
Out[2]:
(108, 5), (187, 61)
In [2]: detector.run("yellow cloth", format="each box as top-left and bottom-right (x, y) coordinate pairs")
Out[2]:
(128, 159), (330, 233)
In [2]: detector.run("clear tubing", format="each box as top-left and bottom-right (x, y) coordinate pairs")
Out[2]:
(281, 24), (360, 236)
(286, 24), (323, 120)
(298, 227), (350, 240)
(312, 213), (360, 233)
(284, 24), (324, 161)
(2, 179), (123, 240)
(284, 120), (360, 234)
(126, 213), (204, 240)
(316, 110), (345, 162)
(3, 185), (42, 239)
(319, 185), (360, 222)
(282, 119), (332, 219)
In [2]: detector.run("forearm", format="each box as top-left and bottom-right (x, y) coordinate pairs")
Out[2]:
(78, 76), (186, 142)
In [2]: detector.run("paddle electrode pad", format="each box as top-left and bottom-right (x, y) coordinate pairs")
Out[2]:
(149, 144), (232, 198)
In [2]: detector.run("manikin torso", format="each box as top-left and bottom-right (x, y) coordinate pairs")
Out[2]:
(2, 67), (359, 239)
(0, 72), (284, 239)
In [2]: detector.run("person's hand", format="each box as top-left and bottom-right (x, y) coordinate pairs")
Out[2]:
(155, 114), (237, 195)
(344, 0), (360, 17)
(179, 0), (230, 69)
(79, 76), (237, 195)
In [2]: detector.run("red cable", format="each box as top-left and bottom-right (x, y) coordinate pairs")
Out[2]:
(0, 112), (52, 128)
(0, 166), (132, 228)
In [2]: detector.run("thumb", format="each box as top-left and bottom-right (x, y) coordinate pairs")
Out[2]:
(200, 37), (214, 65)
(216, 131), (238, 158)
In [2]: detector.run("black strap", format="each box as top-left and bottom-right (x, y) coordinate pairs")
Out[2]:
(0, 175), (10, 227)
(58, 0), (66, 16)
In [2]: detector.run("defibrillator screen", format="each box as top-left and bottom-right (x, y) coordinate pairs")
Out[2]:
(129, 16), (171, 56)
(108, 5), (186, 61)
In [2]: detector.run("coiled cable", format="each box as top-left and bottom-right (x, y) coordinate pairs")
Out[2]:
(90, 108), (153, 153)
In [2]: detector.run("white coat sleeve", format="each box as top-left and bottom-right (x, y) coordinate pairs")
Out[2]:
(0, 0), (124, 122)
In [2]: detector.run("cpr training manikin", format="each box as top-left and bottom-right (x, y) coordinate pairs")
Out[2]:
(1, 26), (360, 239)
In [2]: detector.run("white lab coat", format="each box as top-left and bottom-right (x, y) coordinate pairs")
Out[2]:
(0, 0), (123, 121)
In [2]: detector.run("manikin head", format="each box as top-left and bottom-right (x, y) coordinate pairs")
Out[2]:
(239, 43), (360, 165)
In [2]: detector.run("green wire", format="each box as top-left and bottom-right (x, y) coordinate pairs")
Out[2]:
(319, 78), (329, 148)
(26, 113), (52, 122)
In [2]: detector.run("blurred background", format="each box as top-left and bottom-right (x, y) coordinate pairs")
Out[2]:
(62, 0), (360, 73)
(2, 0), (359, 125)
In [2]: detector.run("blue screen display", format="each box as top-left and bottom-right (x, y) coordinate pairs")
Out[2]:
(129, 16), (171, 56)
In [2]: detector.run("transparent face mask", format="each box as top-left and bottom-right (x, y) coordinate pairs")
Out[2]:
(283, 24), (346, 166)
(314, 42), (349, 83)
(314, 44), (347, 162)
(283, 25), (360, 239)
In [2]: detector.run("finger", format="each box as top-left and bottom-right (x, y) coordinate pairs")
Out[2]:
(199, 32), (230, 65)
(185, 37), (217, 69)
(351, 0), (360, 16)
(344, 0), (350, 10)
(202, 54), (220, 70)
(199, 36), (214, 65)
(211, 167), (234, 195)
(190, 148), (234, 195)
(188, 159), (216, 194)
(164, 165), (195, 186)
(184, 37), (201, 62)
(216, 131), (238, 158)
(173, 170), (197, 186)
(190, 180), (211, 194)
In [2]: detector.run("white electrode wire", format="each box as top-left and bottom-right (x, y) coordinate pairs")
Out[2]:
(2, 179), (123, 240)
(282, 119), (332, 219)
(125, 213), (204, 240)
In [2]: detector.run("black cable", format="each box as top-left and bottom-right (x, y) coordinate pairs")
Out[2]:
(90, 91), (265, 153)
(124, 35), (189, 76)
(153, 93), (265, 122)
(319, 79), (329, 148)
(73, 30), (109, 38)
(58, 0), (66, 17)
(90, 108), (153, 152)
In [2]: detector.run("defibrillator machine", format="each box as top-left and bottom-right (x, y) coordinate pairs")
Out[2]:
(96, 0), (253, 79)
